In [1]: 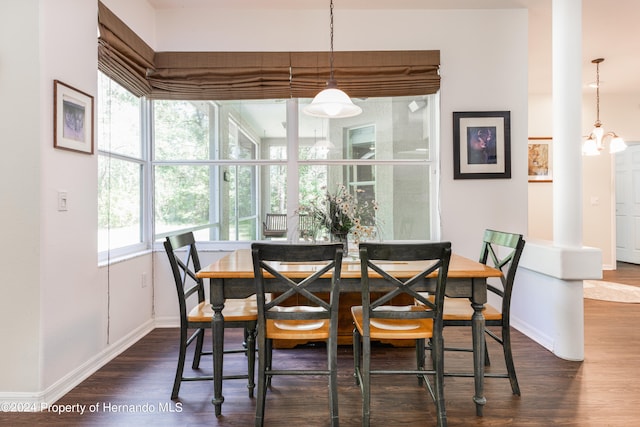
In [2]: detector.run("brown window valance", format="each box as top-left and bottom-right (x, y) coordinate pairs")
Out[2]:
(98, 2), (440, 100)
(98, 2), (154, 97)
(148, 52), (293, 100)
(290, 51), (440, 99)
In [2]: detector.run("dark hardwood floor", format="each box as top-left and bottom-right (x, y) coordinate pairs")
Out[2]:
(3, 264), (639, 426)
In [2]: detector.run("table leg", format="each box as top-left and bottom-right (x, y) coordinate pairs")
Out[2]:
(471, 300), (486, 416)
(210, 279), (225, 416)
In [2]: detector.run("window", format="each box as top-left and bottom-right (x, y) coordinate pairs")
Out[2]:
(152, 95), (439, 243)
(298, 95), (438, 241)
(97, 72), (148, 260)
(152, 100), (288, 242)
(98, 82), (439, 254)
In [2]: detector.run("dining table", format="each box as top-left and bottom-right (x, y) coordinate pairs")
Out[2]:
(196, 248), (503, 417)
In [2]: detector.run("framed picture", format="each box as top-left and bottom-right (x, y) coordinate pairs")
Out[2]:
(54, 80), (94, 154)
(453, 111), (511, 179)
(528, 137), (552, 182)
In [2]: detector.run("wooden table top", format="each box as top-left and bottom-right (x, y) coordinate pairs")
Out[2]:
(197, 249), (502, 280)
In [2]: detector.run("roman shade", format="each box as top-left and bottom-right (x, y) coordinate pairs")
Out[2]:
(97, 2), (440, 100)
(148, 52), (292, 100)
(290, 51), (440, 99)
(98, 2), (154, 97)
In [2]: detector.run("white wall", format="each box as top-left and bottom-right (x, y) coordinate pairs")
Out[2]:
(0, 0), (155, 405)
(0, 1), (529, 403)
(0, 0), (42, 394)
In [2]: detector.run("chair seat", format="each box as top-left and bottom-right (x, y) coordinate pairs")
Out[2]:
(266, 305), (330, 340)
(351, 305), (434, 340)
(442, 297), (502, 321)
(188, 296), (259, 322)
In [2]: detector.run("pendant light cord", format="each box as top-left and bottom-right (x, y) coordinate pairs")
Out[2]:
(329, 0), (335, 81)
(595, 61), (600, 124)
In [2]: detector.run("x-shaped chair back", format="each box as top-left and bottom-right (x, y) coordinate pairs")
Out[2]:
(359, 242), (452, 331)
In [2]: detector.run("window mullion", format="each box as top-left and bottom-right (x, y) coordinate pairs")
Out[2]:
(286, 99), (300, 242)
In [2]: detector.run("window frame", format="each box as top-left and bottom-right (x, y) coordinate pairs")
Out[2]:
(97, 73), (152, 263)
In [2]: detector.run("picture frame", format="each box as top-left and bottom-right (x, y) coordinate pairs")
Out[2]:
(453, 111), (511, 179)
(54, 80), (94, 154)
(528, 137), (552, 182)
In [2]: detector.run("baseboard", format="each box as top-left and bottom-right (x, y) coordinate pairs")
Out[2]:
(154, 316), (179, 328)
(0, 319), (155, 411)
(511, 316), (554, 354)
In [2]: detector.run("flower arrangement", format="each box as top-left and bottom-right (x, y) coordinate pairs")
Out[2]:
(299, 185), (379, 244)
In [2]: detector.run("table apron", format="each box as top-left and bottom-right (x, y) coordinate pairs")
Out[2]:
(209, 276), (487, 304)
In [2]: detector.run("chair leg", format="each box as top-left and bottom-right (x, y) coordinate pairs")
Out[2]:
(416, 338), (426, 386)
(483, 333), (491, 367)
(265, 338), (273, 388)
(361, 334), (371, 427)
(353, 327), (361, 385)
(501, 325), (520, 396)
(432, 332), (447, 427)
(328, 336), (339, 426)
(246, 325), (256, 398)
(172, 327), (189, 399)
(255, 331), (268, 427)
(192, 327), (205, 369)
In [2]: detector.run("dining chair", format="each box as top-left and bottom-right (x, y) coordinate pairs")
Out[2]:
(251, 242), (343, 427)
(352, 242), (452, 427)
(164, 232), (258, 400)
(437, 229), (525, 395)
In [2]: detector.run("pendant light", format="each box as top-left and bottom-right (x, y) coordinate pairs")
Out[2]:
(303, 0), (362, 119)
(582, 58), (626, 156)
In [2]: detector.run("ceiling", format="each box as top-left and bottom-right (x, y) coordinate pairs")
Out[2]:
(145, 0), (640, 138)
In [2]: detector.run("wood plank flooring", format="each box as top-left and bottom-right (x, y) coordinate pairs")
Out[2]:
(2, 264), (639, 426)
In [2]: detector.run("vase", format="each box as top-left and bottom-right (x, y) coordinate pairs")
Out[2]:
(331, 232), (349, 257)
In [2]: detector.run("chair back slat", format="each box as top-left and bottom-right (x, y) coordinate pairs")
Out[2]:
(479, 229), (526, 316)
(251, 243), (343, 323)
(164, 232), (206, 319)
(359, 242), (452, 326)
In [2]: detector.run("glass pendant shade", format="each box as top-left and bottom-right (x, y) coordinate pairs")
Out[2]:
(304, 80), (362, 118)
(609, 136), (627, 154)
(582, 137), (599, 156)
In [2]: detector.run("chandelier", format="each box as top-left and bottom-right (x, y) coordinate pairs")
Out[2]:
(302, 0), (362, 119)
(582, 58), (626, 156)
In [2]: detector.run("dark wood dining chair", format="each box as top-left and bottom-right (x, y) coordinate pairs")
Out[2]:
(351, 242), (452, 427)
(164, 232), (258, 400)
(251, 242), (343, 427)
(438, 229), (525, 396)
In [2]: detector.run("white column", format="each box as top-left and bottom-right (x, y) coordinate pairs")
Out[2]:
(552, 0), (583, 247)
(515, 0), (596, 362)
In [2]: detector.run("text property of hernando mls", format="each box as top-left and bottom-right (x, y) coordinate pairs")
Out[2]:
(0, 401), (183, 414)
